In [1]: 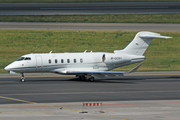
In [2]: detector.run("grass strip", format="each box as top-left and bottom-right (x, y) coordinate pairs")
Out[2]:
(0, 14), (180, 23)
(0, 0), (180, 3)
(0, 29), (180, 73)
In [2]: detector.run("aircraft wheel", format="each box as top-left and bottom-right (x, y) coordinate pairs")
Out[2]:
(20, 78), (25, 82)
(89, 77), (95, 82)
(78, 75), (82, 80)
(79, 75), (86, 81)
(82, 75), (86, 81)
(20, 72), (25, 82)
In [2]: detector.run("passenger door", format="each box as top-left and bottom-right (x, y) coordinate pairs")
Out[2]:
(36, 56), (42, 71)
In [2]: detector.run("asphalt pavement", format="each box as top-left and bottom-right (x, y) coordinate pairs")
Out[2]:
(1, 22), (180, 31)
(1, 72), (180, 120)
(0, 2), (180, 15)
(0, 72), (180, 104)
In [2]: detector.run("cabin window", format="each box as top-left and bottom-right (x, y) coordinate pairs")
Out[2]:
(49, 59), (51, 64)
(67, 59), (70, 63)
(80, 58), (83, 63)
(74, 59), (76, 63)
(61, 59), (64, 63)
(55, 59), (58, 63)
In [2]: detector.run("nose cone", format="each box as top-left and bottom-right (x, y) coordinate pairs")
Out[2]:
(4, 62), (15, 71)
(4, 61), (22, 72)
(4, 65), (10, 71)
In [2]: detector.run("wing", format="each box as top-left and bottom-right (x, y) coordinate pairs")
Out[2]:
(67, 62), (143, 78)
(67, 71), (126, 78)
(52, 63), (143, 78)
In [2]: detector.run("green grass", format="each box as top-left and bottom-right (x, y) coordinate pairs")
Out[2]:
(0, 14), (180, 23)
(0, 29), (180, 73)
(0, 0), (179, 3)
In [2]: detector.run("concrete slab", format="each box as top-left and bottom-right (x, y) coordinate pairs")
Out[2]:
(0, 100), (180, 120)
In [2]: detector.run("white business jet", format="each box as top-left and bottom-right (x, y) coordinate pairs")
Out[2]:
(4, 31), (171, 82)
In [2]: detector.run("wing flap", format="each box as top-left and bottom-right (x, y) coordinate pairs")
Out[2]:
(66, 71), (125, 78)
(66, 71), (126, 74)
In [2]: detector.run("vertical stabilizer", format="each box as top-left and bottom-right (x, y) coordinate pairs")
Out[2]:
(114, 31), (172, 56)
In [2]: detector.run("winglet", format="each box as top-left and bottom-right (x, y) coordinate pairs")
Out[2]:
(128, 62), (143, 73)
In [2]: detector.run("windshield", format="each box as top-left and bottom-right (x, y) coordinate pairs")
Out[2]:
(25, 57), (31, 60)
(16, 57), (31, 61)
(16, 57), (25, 61)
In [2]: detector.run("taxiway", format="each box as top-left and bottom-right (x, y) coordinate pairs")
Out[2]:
(0, 72), (180, 104)
(0, 72), (180, 120)
(1, 2), (180, 15)
(1, 22), (180, 31)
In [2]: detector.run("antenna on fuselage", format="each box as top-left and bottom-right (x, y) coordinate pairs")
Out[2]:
(49, 51), (52, 54)
(84, 50), (87, 53)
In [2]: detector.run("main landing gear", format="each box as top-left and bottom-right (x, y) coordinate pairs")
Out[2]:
(88, 76), (95, 82)
(20, 72), (25, 82)
(78, 75), (95, 82)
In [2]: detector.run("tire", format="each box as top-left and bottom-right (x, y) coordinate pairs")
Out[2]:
(78, 76), (82, 80)
(20, 78), (25, 82)
(82, 75), (86, 81)
(79, 75), (86, 81)
(89, 77), (95, 82)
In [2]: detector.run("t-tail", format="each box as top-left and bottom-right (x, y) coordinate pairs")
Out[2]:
(114, 31), (172, 55)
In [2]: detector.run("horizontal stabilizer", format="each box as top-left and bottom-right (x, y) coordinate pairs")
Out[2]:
(139, 35), (172, 39)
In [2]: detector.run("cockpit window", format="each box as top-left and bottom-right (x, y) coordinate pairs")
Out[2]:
(25, 57), (31, 60)
(16, 57), (31, 61)
(16, 57), (25, 61)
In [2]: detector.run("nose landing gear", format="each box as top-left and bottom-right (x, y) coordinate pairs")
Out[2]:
(20, 72), (25, 82)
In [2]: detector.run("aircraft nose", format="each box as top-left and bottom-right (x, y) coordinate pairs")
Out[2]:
(4, 66), (10, 71)
(4, 65), (12, 71)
